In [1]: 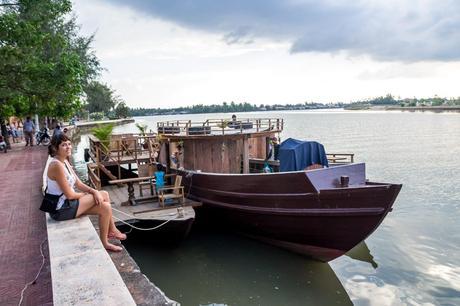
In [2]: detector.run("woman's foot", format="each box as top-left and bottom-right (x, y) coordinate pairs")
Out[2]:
(108, 231), (127, 241)
(104, 243), (123, 252)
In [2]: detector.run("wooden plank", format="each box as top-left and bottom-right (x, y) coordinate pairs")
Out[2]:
(109, 176), (155, 184)
(98, 163), (118, 180)
(243, 135), (249, 173)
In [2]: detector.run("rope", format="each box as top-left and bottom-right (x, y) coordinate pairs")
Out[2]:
(112, 215), (176, 231)
(18, 238), (47, 306)
(111, 207), (181, 231)
(112, 207), (176, 219)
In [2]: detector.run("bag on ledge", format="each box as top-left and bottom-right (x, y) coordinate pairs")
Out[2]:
(40, 191), (62, 213)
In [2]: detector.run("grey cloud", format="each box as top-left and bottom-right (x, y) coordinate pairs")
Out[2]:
(223, 27), (254, 45)
(107, 0), (460, 62)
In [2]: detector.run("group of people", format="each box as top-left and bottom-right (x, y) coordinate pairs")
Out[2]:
(5, 116), (70, 147)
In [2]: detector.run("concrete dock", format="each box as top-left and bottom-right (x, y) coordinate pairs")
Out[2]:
(0, 142), (178, 305)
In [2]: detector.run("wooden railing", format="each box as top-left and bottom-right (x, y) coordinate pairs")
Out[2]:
(156, 118), (284, 136)
(87, 163), (101, 190)
(89, 134), (160, 164)
(327, 153), (354, 164)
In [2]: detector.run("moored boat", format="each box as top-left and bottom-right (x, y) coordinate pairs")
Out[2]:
(155, 117), (402, 261)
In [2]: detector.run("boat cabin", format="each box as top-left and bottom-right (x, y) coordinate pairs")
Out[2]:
(156, 118), (283, 174)
(156, 117), (355, 174)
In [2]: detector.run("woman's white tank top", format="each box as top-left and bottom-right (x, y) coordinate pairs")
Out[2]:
(46, 158), (76, 210)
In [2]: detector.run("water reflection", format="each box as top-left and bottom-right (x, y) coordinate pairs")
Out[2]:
(71, 111), (460, 305)
(123, 226), (353, 306)
(345, 242), (378, 269)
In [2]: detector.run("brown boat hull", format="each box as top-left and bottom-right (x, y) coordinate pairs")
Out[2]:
(178, 163), (401, 261)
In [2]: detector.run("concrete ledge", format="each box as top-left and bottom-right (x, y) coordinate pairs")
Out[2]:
(46, 215), (136, 306)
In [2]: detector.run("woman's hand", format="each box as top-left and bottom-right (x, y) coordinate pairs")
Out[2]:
(92, 190), (104, 205)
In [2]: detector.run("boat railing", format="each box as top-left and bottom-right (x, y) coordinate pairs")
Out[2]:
(87, 163), (102, 190)
(327, 153), (354, 164)
(156, 118), (284, 136)
(89, 133), (160, 168)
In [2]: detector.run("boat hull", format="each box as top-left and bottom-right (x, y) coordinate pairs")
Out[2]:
(178, 163), (401, 261)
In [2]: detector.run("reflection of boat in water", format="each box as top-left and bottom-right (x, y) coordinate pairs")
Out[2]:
(124, 227), (354, 306)
(154, 117), (402, 262)
(345, 241), (378, 268)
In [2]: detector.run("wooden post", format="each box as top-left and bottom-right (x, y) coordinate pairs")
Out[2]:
(243, 135), (249, 173)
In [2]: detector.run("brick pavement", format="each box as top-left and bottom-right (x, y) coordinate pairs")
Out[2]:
(0, 143), (53, 306)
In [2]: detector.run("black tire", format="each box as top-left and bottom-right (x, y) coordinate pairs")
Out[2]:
(41, 137), (50, 146)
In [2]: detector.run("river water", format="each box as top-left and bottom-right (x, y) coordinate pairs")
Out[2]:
(73, 110), (460, 306)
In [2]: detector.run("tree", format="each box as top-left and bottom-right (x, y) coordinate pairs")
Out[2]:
(84, 81), (117, 114)
(0, 0), (101, 143)
(114, 101), (129, 118)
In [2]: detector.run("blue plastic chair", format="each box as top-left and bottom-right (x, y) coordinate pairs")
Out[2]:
(155, 171), (165, 190)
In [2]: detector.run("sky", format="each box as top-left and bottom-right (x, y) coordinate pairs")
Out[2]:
(73, 0), (460, 108)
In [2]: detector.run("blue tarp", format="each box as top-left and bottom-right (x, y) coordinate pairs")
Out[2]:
(279, 138), (329, 172)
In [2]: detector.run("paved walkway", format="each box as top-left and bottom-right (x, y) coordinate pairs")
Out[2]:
(0, 143), (52, 306)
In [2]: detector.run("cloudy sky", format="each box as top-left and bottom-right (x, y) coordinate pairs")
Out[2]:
(73, 0), (460, 108)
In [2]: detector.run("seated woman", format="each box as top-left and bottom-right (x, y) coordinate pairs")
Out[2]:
(46, 133), (126, 252)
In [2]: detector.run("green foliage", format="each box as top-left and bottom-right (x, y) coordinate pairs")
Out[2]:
(344, 94), (460, 109)
(89, 112), (104, 121)
(0, 0), (101, 119)
(115, 101), (129, 119)
(135, 123), (148, 135)
(216, 120), (229, 129)
(92, 124), (113, 152)
(84, 81), (117, 114)
(129, 101), (340, 116)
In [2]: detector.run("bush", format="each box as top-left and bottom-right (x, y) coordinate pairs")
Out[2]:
(92, 124), (114, 153)
(89, 112), (105, 121)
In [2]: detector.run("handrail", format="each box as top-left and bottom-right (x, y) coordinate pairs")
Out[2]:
(156, 118), (283, 136)
(88, 134), (161, 173)
(327, 153), (354, 164)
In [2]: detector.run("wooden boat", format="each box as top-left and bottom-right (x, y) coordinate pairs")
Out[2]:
(103, 182), (200, 241)
(155, 118), (402, 262)
(85, 133), (201, 241)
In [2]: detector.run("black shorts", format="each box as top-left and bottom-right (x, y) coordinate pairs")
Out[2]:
(50, 199), (79, 221)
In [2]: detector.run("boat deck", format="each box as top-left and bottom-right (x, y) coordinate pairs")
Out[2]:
(103, 185), (201, 223)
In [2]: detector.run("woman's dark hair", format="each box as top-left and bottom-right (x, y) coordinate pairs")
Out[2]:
(48, 133), (71, 157)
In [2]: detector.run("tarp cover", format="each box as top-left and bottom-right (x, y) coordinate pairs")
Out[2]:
(279, 138), (329, 172)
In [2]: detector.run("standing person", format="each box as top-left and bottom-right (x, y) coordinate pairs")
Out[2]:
(9, 123), (18, 143)
(23, 116), (35, 146)
(17, 120), (24, 142)
(45, 133), (126, 252)
(53, 124), (62, 137)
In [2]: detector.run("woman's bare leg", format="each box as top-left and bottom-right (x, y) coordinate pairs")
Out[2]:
(76, 194), (122, 251)
(99, 190), (126, 239)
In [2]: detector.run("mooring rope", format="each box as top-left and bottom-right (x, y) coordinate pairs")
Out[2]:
(112, 215), (176, 231)
(111, 207), (181, 231)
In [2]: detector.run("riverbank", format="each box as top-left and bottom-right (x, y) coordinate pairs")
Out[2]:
(75, 118), (135, 133)
(0, 143), (175, 305)
(385, 106), (460, 112)
(344, 105), (460, 112)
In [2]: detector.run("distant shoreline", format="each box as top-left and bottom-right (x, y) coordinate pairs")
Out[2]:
(384, 106), (460, 112)
(344, 105), (460, 112)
